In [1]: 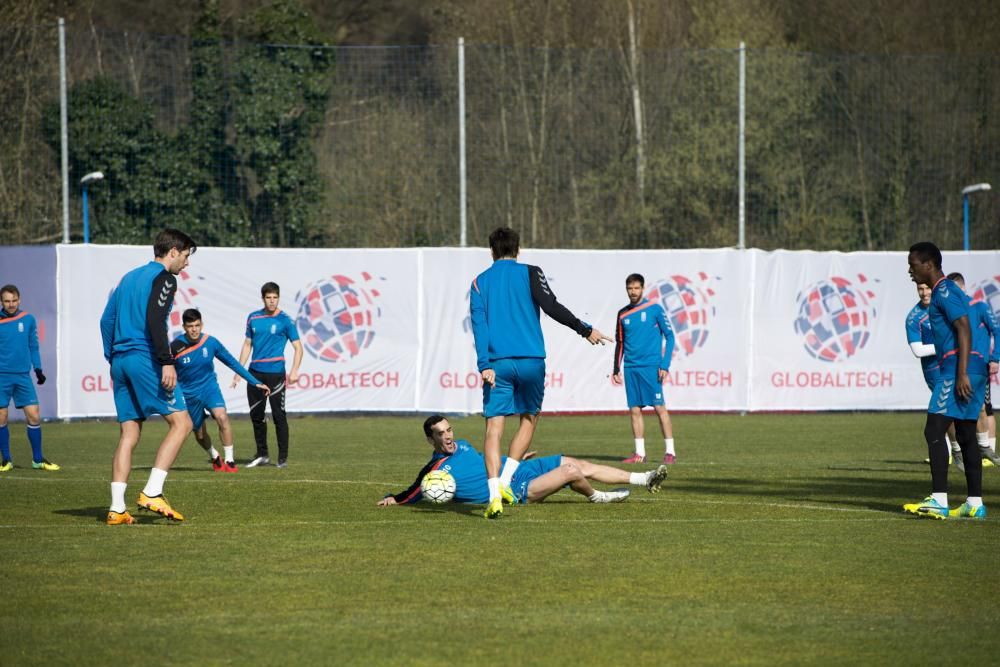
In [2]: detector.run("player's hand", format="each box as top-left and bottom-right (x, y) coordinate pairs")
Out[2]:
(658, 368), (669, 383)
(611, 373), (623, 385)
(955, 373), (972, 401)
(34, 369), (46, 385)
(377, 496), (398, 507)
(586, 328), (613, 345)
(523, 450), (537, 460)
(161, 364), (177, 391)
(231, 374), (241, 389)
(481, 368), (496, 387)
(255, 383), (271, 396)
(288, 371), (299, 385)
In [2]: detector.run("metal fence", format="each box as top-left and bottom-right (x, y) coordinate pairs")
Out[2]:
(1, 23), (997, 250)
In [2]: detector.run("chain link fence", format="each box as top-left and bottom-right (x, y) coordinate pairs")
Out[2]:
(1, 25), (997, 250)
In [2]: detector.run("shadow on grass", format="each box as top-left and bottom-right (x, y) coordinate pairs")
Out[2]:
(53, 507), (172, 525)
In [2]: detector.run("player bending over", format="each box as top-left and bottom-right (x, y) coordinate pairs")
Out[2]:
(377, 415), (668, 507)
(171, 309), (270, 473)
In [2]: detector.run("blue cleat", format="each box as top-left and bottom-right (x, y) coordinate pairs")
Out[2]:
(948, 502), (987, 519)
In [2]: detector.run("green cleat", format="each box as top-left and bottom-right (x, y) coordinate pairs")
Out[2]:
(32, 459), (60, 471)
(500, 485), (518, 505)
(902, 496), (948, 520)
(948, 502), (987, 519)
(0, 459), (12, 472)
(484, 497), (503, 519)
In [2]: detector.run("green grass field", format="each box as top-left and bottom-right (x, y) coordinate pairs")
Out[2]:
(2, 412), (999, 666)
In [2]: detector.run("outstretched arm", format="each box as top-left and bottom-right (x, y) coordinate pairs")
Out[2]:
(376, 461), (436, 507)
(528, 265), (612, 345)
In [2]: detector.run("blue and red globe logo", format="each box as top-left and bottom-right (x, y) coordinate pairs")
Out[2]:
(168, 270), (204, 341)
(969, 275), (1000, 325)
(646, 273), (717, 358)
(295, 273), (383, 363)
(793, 275), (877, 363)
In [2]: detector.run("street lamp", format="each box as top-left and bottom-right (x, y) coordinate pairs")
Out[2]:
(961, 182), (991, 251)
(80, 171), (104, 244)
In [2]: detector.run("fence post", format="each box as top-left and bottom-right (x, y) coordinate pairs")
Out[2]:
(458, 37), (467, 248)
(738, 41), (746, 250)
(59, 18), (70, 244)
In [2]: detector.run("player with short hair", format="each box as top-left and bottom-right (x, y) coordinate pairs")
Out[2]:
(171, 309), (270, 473)
(612, 273), (677, 465)
(903, 242), (988, 519)
(905, 282), (963, 469)
(946, 272), (1000, 467)
(234, 282), (303, 469)
(376, 415), (668, 507)
(470, 227), (613, 519)
(0, 284), (58, 472)
(99, 228), (197, 525)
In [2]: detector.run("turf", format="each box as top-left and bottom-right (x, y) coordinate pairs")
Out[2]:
(1, 412), (999, 666)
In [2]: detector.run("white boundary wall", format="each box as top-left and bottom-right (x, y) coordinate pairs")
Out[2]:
(56, 245), (1000, 418)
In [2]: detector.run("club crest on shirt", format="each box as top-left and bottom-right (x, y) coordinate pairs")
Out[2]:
(18, 322), (24, 332)
(640, 311), (647, 322)
(270, 324), (277, 335)
(202, 348), (209, 358)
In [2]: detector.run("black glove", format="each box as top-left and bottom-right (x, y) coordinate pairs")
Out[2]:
(34, 369), (46, 385)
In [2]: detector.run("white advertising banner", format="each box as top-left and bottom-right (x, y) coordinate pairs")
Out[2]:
(749, 250), (1000, 411)
(58, 245), (420, 417)
(55, 245), (1000, 417)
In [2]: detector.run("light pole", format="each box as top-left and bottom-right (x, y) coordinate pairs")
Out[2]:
(961, 182), (991, 251)
(80, 171), (104, 244)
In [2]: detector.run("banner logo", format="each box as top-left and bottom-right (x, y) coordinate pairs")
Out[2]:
(970, 275), (1000, 324)
(295, 273), (383, 363)
(167, 270), (204, 341)
(793, 275), (877, 363)
(646, 273), (718, 357)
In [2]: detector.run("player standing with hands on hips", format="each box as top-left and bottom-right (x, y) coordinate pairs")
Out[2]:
(470, 227), (613, 519)
(0, 284), (58, 472)
(903, 242), (988, 519)
(234, 282), (303, 469)
(612, 274), (677, 465)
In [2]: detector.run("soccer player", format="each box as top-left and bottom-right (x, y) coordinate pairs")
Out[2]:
(946, 272), (1000, 467)
(470, 227), (613, 519)
(905, 282), (963, 469)
(902, 242), (988, 519)
(612, 273), (677, 464)
(376, 415), (668, 507)
(171, 309), (270, 473)
(0, 284), (58, 472)
(233, 282), (303, 469)
(99, 228), (197, 525)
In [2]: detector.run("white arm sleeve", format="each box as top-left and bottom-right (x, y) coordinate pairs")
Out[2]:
(909, 341), (936, 358)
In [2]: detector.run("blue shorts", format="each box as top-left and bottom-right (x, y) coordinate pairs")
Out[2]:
(111, 351), (187, 423)
(510, 454), (562, 504)
(183, 383), (226, 430)
(482, 357), (545, 418)
(928, 373), (987, 421)
(922, 368), (940, 392)
(624, 366), (665, 408)
(0, 373), (38, 409)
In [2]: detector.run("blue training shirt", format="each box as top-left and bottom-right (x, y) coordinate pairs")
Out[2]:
(969, 299), (999, 365)
(928, 277), (986, 377)
(613, 298), (675, 374)
(244, 309), (299, 374)
(904, 301), (939, 384)
(0, 310), (42, 375)
(100, 261), (177, 365)
(390, 439), (497, 505)
(470, 259), (591, 372)
(171, 333), (258, 397)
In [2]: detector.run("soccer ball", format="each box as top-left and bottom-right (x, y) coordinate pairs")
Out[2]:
(420, 470), (456, 504)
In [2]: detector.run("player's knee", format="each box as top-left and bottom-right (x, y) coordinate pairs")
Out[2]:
(561, 462), (583, 481)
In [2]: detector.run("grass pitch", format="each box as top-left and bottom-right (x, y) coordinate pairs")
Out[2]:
(2, 412), (999, 666)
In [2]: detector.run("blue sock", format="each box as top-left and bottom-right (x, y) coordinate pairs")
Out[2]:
(27, 424), (43, 462)
(0, 425), (10, 461)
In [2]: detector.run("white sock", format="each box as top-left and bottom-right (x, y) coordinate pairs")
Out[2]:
(967, 496), (983, 507)
(487, 477), (501, 501)
(931, 492), (948, 508)
(499, 459), (520, 488)
(224, 445), (235, 463)
(990, 437), (997, 454)
(947, 434), (960, 454)
(977, 432), (989, 447)
(110, 482), (127, 513)
(629, 472), (647, 485)
(665, 438), (675, 455)
(634, 438), (646, 457)
(208, 446), (220, 460)
(142, 467), (168, 497)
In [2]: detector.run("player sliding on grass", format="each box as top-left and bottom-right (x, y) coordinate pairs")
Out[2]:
(170, 309), (270, 473)
(903, 242), (988, 519)
(470, 227), (613, 519)
(100, 229), (197, 525)
(376, 415), (668, 507)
